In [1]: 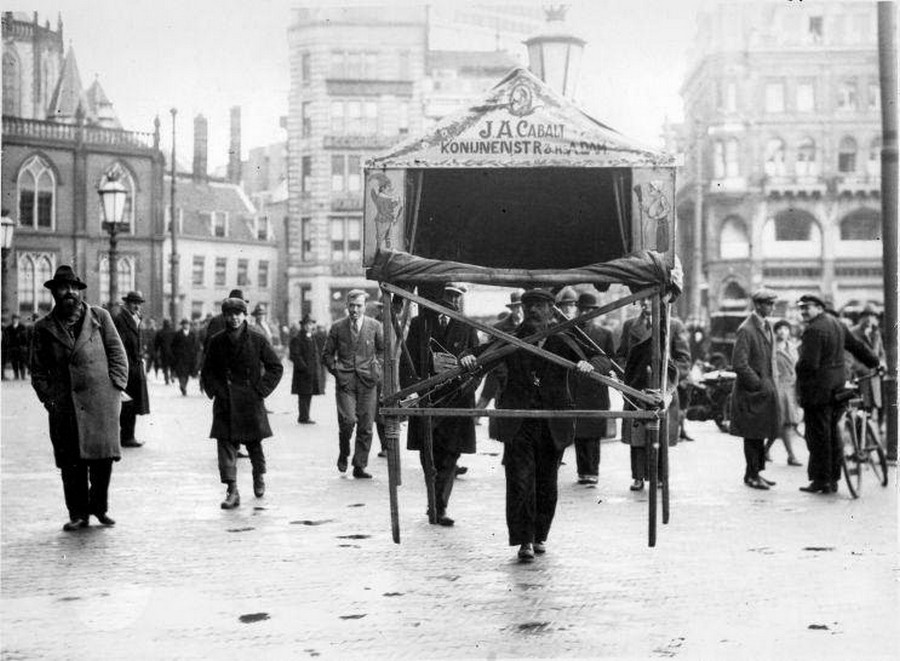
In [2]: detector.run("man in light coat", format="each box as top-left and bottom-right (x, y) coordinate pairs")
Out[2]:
(729, 288), (781, 490)
(322, 290), (384, 479)
(31, 265), (128, 531)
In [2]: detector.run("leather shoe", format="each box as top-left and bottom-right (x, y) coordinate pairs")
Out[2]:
(62, 518), (88, 531)
(221, 488), (240, 509)
(121, 438), (143, 448)
(799, 482), (829, 493)
(517, 543), (535, 562)
(759, 475), (776, 486)
(436, 515), (455, 527)
(352, 468), (372, 479)
(377, 450), (387, 458)
(533, 541), (546, 555)
(455, 466), (468, 476)
(788, 458), (803, 467)
(253, 474), (266, 498)
(299, 419), (316, 424)
(93, 513), (116, 526)
(745, 477), (770, 490)
(629, 479), (645, 492)
(337, 456), (348, 473)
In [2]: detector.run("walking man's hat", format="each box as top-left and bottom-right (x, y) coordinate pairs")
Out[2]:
(43, 265), (87, 290)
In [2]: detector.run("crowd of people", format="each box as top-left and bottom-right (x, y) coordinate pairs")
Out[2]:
(10, 264), (888, 563)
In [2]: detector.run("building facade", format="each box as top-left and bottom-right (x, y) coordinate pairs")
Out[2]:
(2, 12), (166, 319)
(672, 2), (884, 322)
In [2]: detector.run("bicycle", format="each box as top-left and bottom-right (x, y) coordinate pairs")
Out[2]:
(836, 372), (889, 499)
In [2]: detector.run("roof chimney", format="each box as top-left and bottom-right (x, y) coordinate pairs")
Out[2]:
(227, 106), (241, 184)
(193, 113), (208, 182)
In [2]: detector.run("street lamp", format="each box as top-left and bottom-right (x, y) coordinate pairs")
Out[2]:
(1, 209), (15, 321)
(524, 5), (586, 100)
(98, 174), (129, 308)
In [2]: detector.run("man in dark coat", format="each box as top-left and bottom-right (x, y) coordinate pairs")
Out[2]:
(475, 290), (523, 435)
(30, 265), (128, 531)
(322, 290), (384, 479)
(113, 291), (150, 447)
(153, 319), (175, 384)
(616, 298), (691, 491)
(289, 314), (325, 423)
(571, 292), (616, 485)
(201, 296), (283, 509)
(171, 318), (199, 396)
(402, 283), (480, 526)
(729, 288), (781, 490)
(796, 294), (879, 494)
(462, 288), (597, 562)
(3, 314), (29, 379)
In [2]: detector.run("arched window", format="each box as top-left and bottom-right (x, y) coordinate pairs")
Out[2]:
(16, 253), (55, 315)
(762, 208), (822, 258)
(98, 163), (136, 232)
(796, 137), (818, 176)
(17, 155), (56, 229)
(2, 51), (20, 116)
(838, 136), (858, 173)
(720, 216), (750, 259)
(867, 137), (881, 176)
(840, 209), (881, 241)
(764, 138), (786, 177)
(720, 280), (749, 310)
(99, 255), (136, 306)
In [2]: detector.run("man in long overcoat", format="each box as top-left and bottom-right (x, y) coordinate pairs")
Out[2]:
(402, 284), (480, 526)
(796, 294), (878, 494)
(114, 291), (150, 447)
(475, 291), (523, 436)
(462, 288), (597, 562)
(3, 314), (29, 379)
(154, 318), (175, 384)
(31, 265), (128, 530)
(616, 299), (691, 491)
(729, 288), (781, 490)
(322, 290), (384, 479)
(289, 314), (325, 423)
(201, 296), (283, 508)
(171, 318), (199, 396)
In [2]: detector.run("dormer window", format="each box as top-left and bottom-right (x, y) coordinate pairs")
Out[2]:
(204, 211), (228, 237)
(257, 215), (270, 241)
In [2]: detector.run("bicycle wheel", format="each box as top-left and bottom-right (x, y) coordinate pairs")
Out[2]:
(840, 415), (861, 499)
(864, 420), (889, 487)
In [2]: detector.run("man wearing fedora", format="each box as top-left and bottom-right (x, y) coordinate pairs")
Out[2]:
(796, 294), (878, 494)
(462, 288), (597, 562)
(114, 291), (150, 447)
(289, 313), (325, 424)
(30, 265), (128, 530)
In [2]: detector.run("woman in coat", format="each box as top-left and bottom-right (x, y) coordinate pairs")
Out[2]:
(289, 314), (325, 423)
(201, 297), (283, 509)
(766, 320), (802, 466)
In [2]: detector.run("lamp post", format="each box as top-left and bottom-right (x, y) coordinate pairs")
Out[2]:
(524, 5), (586, 100)
(1, 210), (15, 321)
(98, 174), (129, 308)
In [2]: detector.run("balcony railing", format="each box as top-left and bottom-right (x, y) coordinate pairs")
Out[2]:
(2, 116), (157, 151)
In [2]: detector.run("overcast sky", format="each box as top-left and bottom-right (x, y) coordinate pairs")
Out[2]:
(15, 0), (707, 170)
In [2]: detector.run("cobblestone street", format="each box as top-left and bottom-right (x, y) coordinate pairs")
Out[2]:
(2, 371), (898, 659)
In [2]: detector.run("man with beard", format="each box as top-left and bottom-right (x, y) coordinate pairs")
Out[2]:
(201, 296), (283, 508)
(462, 288), (596, 562)
(30, 265), (128, 530)
(114, 291), (150, 447)
(402, 283), (480, 526)
(796, 294), (878, 494)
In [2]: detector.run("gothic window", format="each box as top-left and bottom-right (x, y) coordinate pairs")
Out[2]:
(17, 253), (55, 315)
(764, 138), (786, 177)
(838, 136), (858, 173)
(796, 138), (818, 176)
(98, 255), (136, 306)
(2, 51), (20, 116)
(840, 209), (880, 241)
(719, 216), (750, 259)
(17, 155), (56, 229)
(98, 163), (136, 232)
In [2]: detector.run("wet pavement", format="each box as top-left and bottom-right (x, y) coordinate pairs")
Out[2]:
(1, 370), (898, 659)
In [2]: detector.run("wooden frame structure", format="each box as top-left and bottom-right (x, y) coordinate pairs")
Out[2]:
(363, 68), (680, 547)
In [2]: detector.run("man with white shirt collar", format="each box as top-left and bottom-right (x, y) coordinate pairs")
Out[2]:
(322, 289), (384, 479)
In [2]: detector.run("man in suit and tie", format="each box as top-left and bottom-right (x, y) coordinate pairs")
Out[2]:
(322, 289), (384, 479)
(113, 291), (150, 448)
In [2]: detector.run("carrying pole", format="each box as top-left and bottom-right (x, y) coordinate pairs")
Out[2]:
(381, 290), (402, 543)
(419, 314), (438, 524)
(647, 296), (662, 547)
(659, 296), (672, 525)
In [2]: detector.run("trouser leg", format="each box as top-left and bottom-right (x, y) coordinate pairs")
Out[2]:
(120, 402), (137, 442)
(743, 438), (764, 480)
(631, 445), (647, 481)
(87, 459), (113, 515)
(503, 420), (545, 546)
(804, 406), (830, 484)
(576, 437), (600, 477)
(827, 406), (842, 484)
(60, 461), (89, 520)
(335, 386), (356, 461)
(534, 428), (563, 544)
(245, 441), (266, 477)
(297, 394), (312, 422)
(217, 439), (239, 484)
(352, 384), (376, 469)
(432, 444), (460, 516)
(178, 375), (189, 394)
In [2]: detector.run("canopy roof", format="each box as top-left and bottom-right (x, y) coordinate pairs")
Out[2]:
(369, 67), (675, 169)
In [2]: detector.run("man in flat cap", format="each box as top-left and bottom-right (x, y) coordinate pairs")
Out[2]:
(796, 293), (879, 494)
(402, 283), (480, 526)
(114, 291), (150, 447)
(30, 265), (128, 530)
(201, 295), (284, 508)
(729, 287), (781, 490)
(322, 289), (384, 478)
(461, 288), (598, 562)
